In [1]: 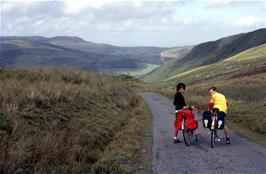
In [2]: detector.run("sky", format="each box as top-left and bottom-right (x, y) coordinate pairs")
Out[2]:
(0, 0), (265, 47)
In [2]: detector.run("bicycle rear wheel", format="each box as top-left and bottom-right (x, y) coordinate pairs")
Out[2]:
(183, 126), (193, 146)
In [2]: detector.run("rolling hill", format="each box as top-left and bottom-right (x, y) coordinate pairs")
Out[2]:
(162, 44), (266, 86)
(0, 36), (166, 55)
(47, 36), (167, 56)
(0, 36), (169, 71)
(141, 28), (266, 83)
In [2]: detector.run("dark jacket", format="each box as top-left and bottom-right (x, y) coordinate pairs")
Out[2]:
(173, 92), (186, 110)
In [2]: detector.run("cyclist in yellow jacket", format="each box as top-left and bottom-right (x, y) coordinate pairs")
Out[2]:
(208, 86), (231, 144)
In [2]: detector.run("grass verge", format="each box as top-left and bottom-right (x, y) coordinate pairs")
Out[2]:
(92, 100), (153, 174)
(0, 67), (153, 173)
(227, 121), (266, 146)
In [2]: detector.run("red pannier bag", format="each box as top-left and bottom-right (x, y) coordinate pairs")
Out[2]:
(174, 109), (198, 130)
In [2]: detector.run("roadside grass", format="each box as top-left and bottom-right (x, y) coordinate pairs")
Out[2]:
(110, 74), (158, 93)
(0, 67), (150, 173)
(105, 74), (153, 174)
(227, 121), (266, 146)
(157, 73), (266, 146)
(138, 101), (153, 174)
(93, 100), (153, 174)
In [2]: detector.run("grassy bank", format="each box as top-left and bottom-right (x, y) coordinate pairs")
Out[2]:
(0, 68), (152, 173)
(93, 100), (153, 174)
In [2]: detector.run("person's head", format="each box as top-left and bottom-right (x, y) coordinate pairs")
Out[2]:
(176, 82), (186, 93)
(208, 86), (217, 96)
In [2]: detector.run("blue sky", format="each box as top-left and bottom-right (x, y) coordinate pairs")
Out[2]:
(1, 0), (265, 47)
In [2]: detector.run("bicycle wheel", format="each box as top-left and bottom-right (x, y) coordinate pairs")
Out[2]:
(194, 129), (198, 142)
(183, 126), (193, 146)
(195, 134), (198, 142)
(211, 130), (217, 148)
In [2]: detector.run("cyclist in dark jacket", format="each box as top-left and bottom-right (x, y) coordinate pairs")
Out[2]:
(173, 82), (187, 143)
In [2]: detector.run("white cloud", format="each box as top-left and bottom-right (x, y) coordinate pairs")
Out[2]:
(63, 0), (111, 15)
(1, 0), (53, 1)
(1, 2), (19, 15)
(207, 0), (231, 7)
(1, 2), (14, 13)
(235, 16), (263, 27)
(35, 19), (44, 25)
(206, 0), (263, 8)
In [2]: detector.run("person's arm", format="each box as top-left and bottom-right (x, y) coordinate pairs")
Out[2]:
(184, 99), (187, 108)
(183, 96), (188, 109)
(208, 103), (214, 111)
(226, 100), (229, 109)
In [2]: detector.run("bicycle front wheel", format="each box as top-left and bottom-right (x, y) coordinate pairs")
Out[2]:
(210, 130), (217, 148)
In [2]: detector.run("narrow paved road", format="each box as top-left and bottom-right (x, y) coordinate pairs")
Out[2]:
(141, 92), (266, 174)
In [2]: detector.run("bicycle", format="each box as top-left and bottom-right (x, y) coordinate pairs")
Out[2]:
(210, 108), (220, 148)
(180, 111), (198, 147)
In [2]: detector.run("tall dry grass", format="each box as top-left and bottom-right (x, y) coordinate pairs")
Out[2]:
(0, 67), (141, 173)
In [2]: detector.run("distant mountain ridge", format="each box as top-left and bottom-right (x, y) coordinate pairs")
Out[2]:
(0, 36), (167, 55)
(141, 28), (266, 83)
(0, 36), (170, 71)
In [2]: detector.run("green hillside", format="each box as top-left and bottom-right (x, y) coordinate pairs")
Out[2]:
(163, 44), (266, 86)
(183, 28), (265, 64)
(0, 39), (138, 71)
(0, 68), (151, 173)
(142, 28), (266, 83)
(140, 59), (181, 83)
(117, 64), (160, 78)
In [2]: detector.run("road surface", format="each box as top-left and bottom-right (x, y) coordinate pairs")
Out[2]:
(141, 92), (266, 174)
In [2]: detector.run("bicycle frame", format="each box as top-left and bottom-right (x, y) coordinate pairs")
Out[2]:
(211, 112), (217, 130)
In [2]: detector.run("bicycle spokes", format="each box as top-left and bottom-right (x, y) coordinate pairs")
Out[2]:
(183, 128), (197, 147)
